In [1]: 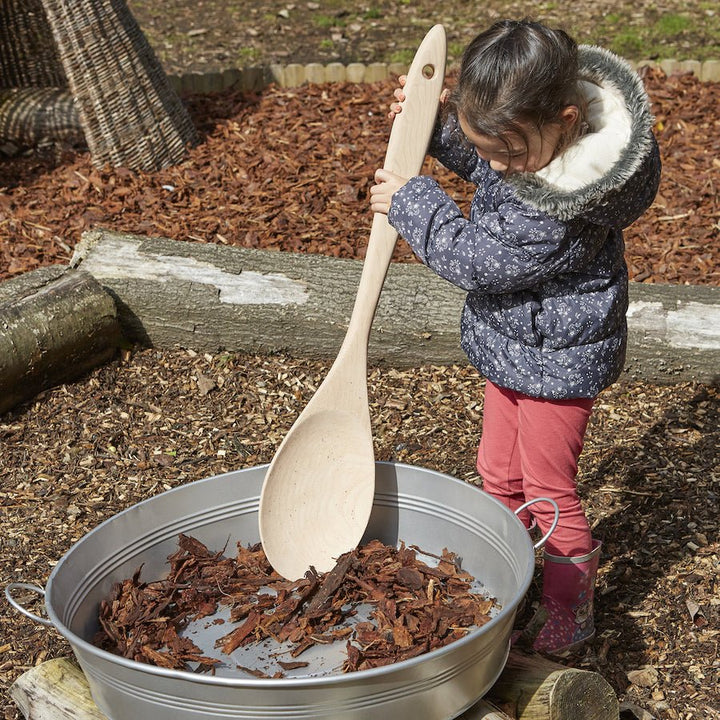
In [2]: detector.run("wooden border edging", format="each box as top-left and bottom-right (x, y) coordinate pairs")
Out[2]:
(69, 228), (719, 386)
(167, 58), (720, 95)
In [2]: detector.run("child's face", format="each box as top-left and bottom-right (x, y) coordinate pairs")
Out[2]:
(458, 114), (567, 175)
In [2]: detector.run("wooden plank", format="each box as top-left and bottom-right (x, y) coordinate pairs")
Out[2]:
(70, 228), (720, 384)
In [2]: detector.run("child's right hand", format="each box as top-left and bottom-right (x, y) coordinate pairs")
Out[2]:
(388, 75), (407, 119)
(388, 74), (450, 120)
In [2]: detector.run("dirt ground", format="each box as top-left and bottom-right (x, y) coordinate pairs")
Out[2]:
(1, 2), (719, 719)
(126, 0), (720, 73)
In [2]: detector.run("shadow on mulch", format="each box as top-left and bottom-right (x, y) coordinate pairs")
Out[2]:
(585, 381), (718, 706)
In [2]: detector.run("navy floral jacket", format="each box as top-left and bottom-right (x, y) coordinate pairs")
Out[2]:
(387, 46), (661, 398)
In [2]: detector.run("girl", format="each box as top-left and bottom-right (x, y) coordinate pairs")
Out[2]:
(370, 19), (661, 655)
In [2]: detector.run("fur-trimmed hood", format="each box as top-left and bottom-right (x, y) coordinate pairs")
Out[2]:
(508, 45), (657, 223)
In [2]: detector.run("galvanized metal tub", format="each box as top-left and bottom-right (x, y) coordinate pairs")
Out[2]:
(7, 462), (555, 720)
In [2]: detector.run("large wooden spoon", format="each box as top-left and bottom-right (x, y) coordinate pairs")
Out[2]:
(258, 25), (447, 580)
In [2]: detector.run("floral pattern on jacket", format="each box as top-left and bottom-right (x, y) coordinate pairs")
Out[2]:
(387, 45), (661, 398)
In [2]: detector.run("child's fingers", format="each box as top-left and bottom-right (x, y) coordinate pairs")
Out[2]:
(370, 192), (391, 214)
(369, 173), (393, 214)
(387, 86), (406, 119)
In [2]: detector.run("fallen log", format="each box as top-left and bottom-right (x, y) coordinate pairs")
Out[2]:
(0, 266), (123, 413)
(485, 646), (619, 720)
(10, 649), (618, 720)
(71, 227), (720, 385)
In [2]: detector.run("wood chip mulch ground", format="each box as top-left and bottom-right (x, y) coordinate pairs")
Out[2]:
(1, 350), (718, 719)
(1, 68), (719, 287)
(0, 67), (718, 720)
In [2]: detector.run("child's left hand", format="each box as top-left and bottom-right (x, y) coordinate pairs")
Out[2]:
(370, 168), (409, 215)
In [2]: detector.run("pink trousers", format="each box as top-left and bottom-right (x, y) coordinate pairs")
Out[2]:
(476, 381), (595, 557)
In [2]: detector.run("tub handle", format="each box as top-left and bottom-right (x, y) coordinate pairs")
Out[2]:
(5, 582), (54, 627)
(514, 497), (559, 550)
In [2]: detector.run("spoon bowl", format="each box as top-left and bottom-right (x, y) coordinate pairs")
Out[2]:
(259, 406), (375, 576)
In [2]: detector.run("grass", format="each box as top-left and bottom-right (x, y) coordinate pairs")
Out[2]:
(448, 41), (467, 63)
(388, 49), (415, 65)
(313, 14), (338, 29)
(363, 8), (383, 20)
(655, 13), (692, 34)
(591, 9), (720, 60)
(236, 47), (260, 65)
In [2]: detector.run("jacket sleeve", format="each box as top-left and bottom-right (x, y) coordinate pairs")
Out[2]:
(388, 175), (583, 293)
(428, 112), (481, 182)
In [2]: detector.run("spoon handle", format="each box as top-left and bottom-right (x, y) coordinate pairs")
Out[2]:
(342, 25), (447, 352)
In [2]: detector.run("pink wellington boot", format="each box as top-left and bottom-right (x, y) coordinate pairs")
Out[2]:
(531, 539), (602, 656)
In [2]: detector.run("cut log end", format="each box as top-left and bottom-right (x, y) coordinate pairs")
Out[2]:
(487, 646), (620, 720)
(0, 268), (123, 414)
(552, 668), (619, 718)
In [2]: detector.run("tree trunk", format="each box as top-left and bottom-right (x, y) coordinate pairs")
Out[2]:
(72, 228), (720, 384)
(0, 267), (123, 413)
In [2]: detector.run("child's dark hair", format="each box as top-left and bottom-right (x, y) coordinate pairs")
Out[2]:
(451, 19), (587, 157)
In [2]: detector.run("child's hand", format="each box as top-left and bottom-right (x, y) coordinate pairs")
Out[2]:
(370, 168), (409, 214)
(388, 75), (451, 119)
(388, 75), (407, 119)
